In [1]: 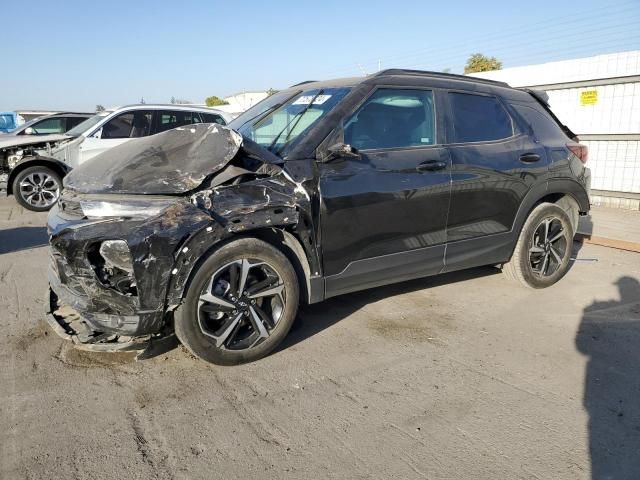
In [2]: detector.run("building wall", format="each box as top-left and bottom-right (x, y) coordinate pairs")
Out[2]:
(472, 51), (640, 207)
(223, 91), (268, 112)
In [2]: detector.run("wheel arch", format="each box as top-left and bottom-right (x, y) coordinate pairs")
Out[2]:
(165, 226), (317, 311)
(7, 157), (69, 195)
(506, 179), (589, 260)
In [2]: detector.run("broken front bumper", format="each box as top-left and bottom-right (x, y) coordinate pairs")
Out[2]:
(45, 287), (151, 352)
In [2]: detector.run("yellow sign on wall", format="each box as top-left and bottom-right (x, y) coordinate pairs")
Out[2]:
(580, 90), (598, 106)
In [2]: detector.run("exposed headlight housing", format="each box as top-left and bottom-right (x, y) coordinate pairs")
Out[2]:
(7, 149), (24, 169)
(79, 198), (176, 219)
(89, 240), (137, 296)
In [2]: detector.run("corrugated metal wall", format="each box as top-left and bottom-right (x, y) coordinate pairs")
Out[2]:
(546, 83), (640, 135)
(582, 140), (639, 193)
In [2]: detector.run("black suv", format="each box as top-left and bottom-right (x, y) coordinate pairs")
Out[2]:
(46, 70), (591, 365)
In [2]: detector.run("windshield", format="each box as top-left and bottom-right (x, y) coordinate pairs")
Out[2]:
(66, 112), (110, 137)
(229, 87), (351, 157)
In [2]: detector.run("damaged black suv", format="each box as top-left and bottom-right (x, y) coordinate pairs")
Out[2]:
(46, 70), (591, 365)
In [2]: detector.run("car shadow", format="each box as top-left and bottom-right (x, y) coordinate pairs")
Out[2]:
(576, 276), (640, 479)
(278, 265), (499, 352)
(0, 226), (48, 255)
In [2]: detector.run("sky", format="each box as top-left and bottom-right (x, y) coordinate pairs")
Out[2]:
(1, 0), (639, 111)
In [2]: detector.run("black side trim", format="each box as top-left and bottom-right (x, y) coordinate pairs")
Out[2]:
(324, 245), (445, 299)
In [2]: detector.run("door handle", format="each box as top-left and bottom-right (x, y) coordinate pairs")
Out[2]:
(416, 160), (447, 172)
(519, 153), (541, 163)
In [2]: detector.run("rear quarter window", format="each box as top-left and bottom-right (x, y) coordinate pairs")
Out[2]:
(511, 103), (567, 142)
(449, 92), (513, 143)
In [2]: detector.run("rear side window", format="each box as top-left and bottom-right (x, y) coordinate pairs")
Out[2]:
(344, 88), (436, 150)
(511, 103), (566, 142)
(449, 92), (513, 143)
(66, 117), (87, 131)
(155, 110), (201, 134)
(201, 113), (226, 125)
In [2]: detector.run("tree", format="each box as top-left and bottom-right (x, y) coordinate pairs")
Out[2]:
(95, 105), (105, 112)
(464, 53), (502, 74)
(170, 96), (176, 104)
(266, 88), (279, 96)
(205, 96), (229, 107)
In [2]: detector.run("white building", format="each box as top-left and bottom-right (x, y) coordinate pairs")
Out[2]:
(218, 91), (269, 116)
(472, 51), (640, 210)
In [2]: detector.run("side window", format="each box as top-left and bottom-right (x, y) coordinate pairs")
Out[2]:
(65, 117), (87, 131)
(449, 93), (513, 143)
(154, 111), (215, 134)
(101, 111), (152, 139)
(344, 89), (435, 150)
(31, 117), (66, 134)
(201, 113), (226, 125)
(511, 103), (565, 142)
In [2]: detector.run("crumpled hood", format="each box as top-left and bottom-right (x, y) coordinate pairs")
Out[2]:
(0, 133), (71, 149)
(64, 123), (280, 195)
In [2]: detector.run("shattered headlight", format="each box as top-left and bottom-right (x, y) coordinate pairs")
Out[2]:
(80, 198), (176, 219)
(88, 240), (137, 296)
(7, 150), (24, 169)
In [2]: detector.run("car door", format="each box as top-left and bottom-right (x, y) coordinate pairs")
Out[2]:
(78, 110), (154, 165)
(443, 91), (549, 271)
(319, 87), (452, 298)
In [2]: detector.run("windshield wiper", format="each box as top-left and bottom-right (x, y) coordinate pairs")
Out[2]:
(267, 89), (324, 156)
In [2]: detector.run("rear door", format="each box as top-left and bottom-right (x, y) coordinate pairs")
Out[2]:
(78, 110), (154, 164)
(319, 87), (451, 297)
(444, 91), (549, 270)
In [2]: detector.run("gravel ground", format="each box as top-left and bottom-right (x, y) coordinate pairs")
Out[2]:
(1, 195), (639, 480)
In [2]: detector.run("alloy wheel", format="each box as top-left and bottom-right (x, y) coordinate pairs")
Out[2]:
(197, 258), (286, 351)
(19, 172), (60, 208)
(529, 216), (569, 277)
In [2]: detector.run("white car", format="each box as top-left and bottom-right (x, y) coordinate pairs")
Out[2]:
(1, 104), (231, 211)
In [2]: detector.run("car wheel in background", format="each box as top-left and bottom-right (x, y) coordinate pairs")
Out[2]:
(175, 238), (300, 365)
(502, 202), (575, 289)
(12, 166), (62, 212)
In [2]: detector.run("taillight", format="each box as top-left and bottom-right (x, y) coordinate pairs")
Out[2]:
(567, 143), (588, 164)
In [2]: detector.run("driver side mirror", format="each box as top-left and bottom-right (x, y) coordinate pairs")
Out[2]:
(326, 142), (359, 162)
(24, 127), (35, 135)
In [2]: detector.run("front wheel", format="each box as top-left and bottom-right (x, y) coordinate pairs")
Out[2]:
(12, 166), (62, 211)
(175, 238), (299, 365)
(502, 202), (574, 289)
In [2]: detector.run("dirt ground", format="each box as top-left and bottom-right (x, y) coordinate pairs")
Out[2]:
(1, 195), (639, 480)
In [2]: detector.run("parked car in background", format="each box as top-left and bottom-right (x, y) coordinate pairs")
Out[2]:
(46, 69), (591, 365)
(0, 111), (25, 133)
(1, 105), (230, 211)
(5, 112), (91, 136)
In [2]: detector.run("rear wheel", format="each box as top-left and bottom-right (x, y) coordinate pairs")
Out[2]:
(12, 166), (61, 212)
(502, 202), (574, 288)
(175, 238), (299, 365)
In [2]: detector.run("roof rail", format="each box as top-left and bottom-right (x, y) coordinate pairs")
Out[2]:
(374, 69), (509, 87)
(289, 80), (318, 88)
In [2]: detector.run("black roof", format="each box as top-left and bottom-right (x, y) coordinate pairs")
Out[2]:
(373, 68), (509, 87)
(287, 68), (510, 91)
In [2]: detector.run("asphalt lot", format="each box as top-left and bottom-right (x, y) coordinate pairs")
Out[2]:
(1, 195), (639, 480)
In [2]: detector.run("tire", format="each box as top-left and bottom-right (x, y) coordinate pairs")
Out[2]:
(502, 202), (574, 289)
(175, 238), (299, 365)
(12, 166), (62, 212)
